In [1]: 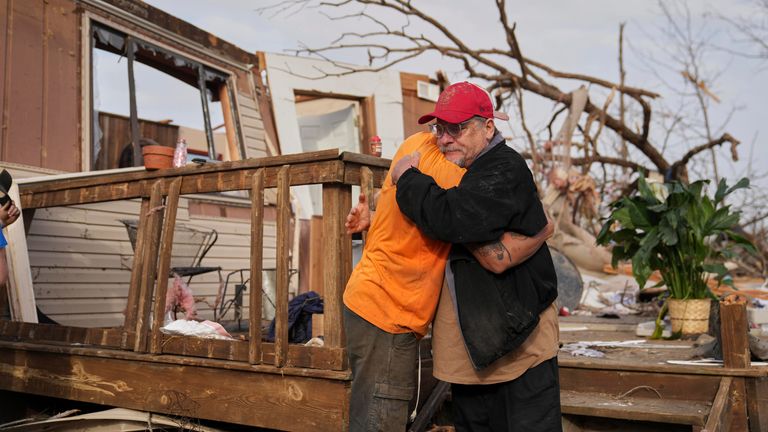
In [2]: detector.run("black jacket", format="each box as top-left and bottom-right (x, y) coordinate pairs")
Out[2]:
(396, 140), (557, 370)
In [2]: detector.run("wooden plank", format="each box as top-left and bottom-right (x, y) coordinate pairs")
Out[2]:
(705, 377), (733, 432)
(123, 198), (150, 339)
(21, 161), (346, 209)
(0, 321), (131, 349)
(249, 169), (264, 364)
(360, 95), (377, 155)
(343, 162), (389, 188)
(746, 377), (768, 432)
(274, 165), (290, 367)
(560, 390), (709, 426)
(4, 183), (38, 322)
(309, 215), (324, 296)
(133, 181), (164, 352)
(322, 183), (352, 348)
(558, 356), (768, 378)
(408, 380), (450, 432)
(340, 151), (391, 168)
(559, 365), (722, 402)
(0, 347), (349, 431)
(720, 299), (750, 369)
(219, 84), (241, 161)
(19, 149), (342, 195)
(158, 335), (346, 371)
(727, 378), (749, 432)
(150, 177), (182, 354)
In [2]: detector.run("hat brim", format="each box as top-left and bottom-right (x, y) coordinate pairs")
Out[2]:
(418, 110), (509, 125)
(418, 110), (480, 125)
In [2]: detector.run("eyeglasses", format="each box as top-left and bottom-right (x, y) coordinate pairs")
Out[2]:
(429, 119), (474, 139)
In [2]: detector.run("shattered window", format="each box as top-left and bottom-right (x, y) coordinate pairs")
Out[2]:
(90, 22), (235, 171)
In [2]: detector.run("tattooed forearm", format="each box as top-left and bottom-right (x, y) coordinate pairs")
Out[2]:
(475, 240), (513, 262)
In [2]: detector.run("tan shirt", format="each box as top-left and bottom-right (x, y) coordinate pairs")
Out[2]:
(432, 281), (559, 385)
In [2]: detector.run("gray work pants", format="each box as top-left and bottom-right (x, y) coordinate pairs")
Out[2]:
(344, 306), (418, 432)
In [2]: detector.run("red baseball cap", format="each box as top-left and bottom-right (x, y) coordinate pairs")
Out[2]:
(418, 81), (509, 124)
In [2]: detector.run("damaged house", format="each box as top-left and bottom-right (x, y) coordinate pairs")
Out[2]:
(0, 0), (437, 429)
(2, 1), (768, 431)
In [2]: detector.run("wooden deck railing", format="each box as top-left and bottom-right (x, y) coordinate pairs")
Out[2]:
(5, 149), (389, 372)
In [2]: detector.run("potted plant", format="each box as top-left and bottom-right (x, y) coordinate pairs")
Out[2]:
(596, 175), (754, 336)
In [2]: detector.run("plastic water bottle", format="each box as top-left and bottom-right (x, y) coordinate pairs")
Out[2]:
(173, 138), (188, 168)
(369, 135), (382, 157)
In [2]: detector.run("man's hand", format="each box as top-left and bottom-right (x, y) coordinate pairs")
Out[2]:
(541, 215), (555, 241)
(0, 201), (20, 227)
(391, 151), (421, 184)
(345, 193), (371, 234)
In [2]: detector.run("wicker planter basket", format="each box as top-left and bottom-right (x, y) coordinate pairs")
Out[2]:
(668, 298), (711, 334)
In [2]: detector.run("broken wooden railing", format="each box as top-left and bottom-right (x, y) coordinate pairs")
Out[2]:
(2, 149), (388, 371)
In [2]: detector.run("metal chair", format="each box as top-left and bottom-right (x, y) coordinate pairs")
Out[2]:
(120, 219), (221, 282)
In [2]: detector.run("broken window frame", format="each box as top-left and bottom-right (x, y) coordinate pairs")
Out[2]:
(89, 21), (235, 168)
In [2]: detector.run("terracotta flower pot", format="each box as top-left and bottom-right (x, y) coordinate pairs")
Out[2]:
(142, 145), (174, 170)
(668, 298), (711, 334)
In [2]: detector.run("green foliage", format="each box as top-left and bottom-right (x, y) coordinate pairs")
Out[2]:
(596, 176), (755, 300)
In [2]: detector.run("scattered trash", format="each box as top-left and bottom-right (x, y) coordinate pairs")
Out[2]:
(161, 319), (234, 340)
(304, 337), (324, 347)
(0, 407), (227, 431)
(666, 358), (768, 367)
(560, 342), (605, 358)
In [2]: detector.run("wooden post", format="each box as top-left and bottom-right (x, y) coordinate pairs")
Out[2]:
(360, 166), (373, 245)
(274, 165), (291, 367)
(249, 169), (265, 365)
(719, 297), (750, 430)
(219, 85), (241, 161)
(322, 183), (352, 349)
(309, 216), (324, 296)
(134, 180), (164, 352)
(4, 183), (37, 322)
(123, 198), (150, 348)
(149, 177), (182, 354)
(720, 298), (750, 369)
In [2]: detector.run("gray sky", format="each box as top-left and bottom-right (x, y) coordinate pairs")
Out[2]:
(140, 0), (766, 191)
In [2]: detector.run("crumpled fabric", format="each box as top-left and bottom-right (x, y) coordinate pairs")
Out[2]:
(267, 291), (323, 344)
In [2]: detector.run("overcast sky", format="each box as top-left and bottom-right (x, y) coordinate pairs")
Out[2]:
(141, 0), (766, 190)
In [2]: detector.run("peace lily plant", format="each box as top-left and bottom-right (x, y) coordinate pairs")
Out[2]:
(596, 175), (755, 336)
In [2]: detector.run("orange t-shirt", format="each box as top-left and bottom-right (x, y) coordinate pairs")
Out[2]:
(343, 132), (465, 337)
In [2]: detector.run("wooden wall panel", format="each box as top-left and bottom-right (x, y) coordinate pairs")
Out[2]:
(43, 0), (79, 171)
(0, 0), (8, 159)
(1, 0), (80, 171)
(237, 91), (268, 160)
(400, 72), (433, 139)
(6, 1), (45, 167)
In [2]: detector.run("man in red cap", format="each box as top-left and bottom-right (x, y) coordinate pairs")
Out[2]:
(343, 82), (557, 431)
(391, 81), (561, 431)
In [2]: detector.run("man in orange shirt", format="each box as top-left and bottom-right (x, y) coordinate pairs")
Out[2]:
(342, 89), (553, 430)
